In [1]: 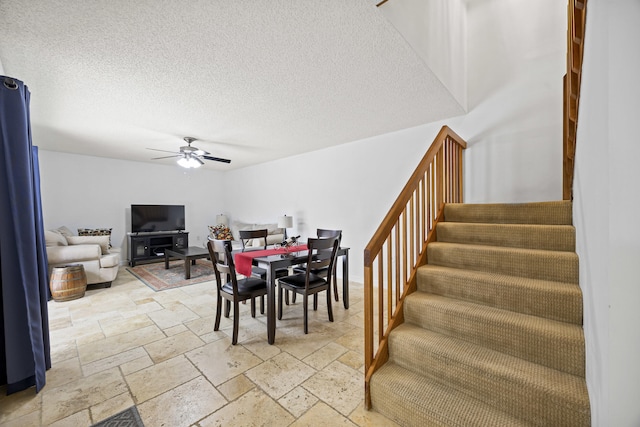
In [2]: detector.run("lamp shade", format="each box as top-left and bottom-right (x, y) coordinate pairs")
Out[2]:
(216, 214), (228, 226)
(278, 215), (293, 228)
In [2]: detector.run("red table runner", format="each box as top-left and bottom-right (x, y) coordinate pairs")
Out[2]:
(235, 244), (308, 277)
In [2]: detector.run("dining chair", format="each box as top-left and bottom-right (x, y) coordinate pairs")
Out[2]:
(239, 228), (268, 251)
(207, 238), (268, 345)
(294, 229), (342, 302)
(277, 235), (340, 334)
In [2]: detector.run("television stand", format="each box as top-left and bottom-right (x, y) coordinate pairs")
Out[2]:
(129, 231), (189, 267)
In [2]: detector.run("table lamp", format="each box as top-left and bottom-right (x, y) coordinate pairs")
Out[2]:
(278, 215), (293, 239)
(216, 214), (228, 226)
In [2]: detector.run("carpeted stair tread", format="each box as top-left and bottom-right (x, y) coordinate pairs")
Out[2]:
(388, 324), (590, 426)
(417, 265), (583, 324)
(404, 292), (585, 376)
(435, 222), (575, 251)
(444, 201), (572, 225)
(370, 361), (529, 427)
(427, 242), (578, 283)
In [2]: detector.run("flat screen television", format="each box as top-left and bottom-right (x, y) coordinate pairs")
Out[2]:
(131, 204), (185, 233)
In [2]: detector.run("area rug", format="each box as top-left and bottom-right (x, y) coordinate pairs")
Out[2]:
(126, 259), (215, 291)
(91, 406), (144, 427)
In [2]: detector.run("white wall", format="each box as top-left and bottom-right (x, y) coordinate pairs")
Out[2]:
(38, 151), (226, 257)
(574, 1), (640, 426)
(380, 0), (468, 110)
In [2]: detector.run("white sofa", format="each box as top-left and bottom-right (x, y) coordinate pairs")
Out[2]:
(45, 227), (121, 287)
(230, 221), (285, 247)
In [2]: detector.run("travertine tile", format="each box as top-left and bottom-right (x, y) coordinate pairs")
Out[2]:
(245, 352), (316, 399)
(82, 346), (148, 377)
(76, 324), (164, 364)
(179, 293), (217, 317)
(49, 340), (78, 363)
(302, 361), (362, 416)
(138, 376), (226, 427)
(99, 313), (155, 337)
(289, 401), (358, 427)
(199, 389), (294, 427)
(126, 355), (199, 404)
(217, 374), (256, 401)
(164, 323), (189, 336)
(275, 327), (337, 360)
(185, 315), (216, 336)
(120, 300), (164, 318)
(89, 392), (134, 424)
(146, 302), (199, 329)
(144, 330), (204, 363)
(278, 386), (319, 418)
(45, 356), (83, 389)
(334, 327), (365, 353)
(302, 342), (348, 370)
(1, 409), (40, 427)
(119, 354), (154, 376)
(42, 367), (127, 425)
(48, 408), (91, 427)
(49, 319), (101, 345)
(338, 350), (364, 371)
(0, 386), (41, 425)
(241, 336), (282, 361)
(186, 337), (262, 386)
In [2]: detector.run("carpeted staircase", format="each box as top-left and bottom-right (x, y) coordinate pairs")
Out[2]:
(369, 201), (590, 426)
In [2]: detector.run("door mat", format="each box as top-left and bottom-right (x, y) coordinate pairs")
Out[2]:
(126, 259), (215, 291)
(91, 406), (144, 427)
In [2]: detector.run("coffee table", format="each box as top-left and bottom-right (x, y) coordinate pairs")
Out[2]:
(164, 246), (210, 279)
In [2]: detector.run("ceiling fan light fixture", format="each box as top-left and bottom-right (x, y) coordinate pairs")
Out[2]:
(177, 156), (202, 168)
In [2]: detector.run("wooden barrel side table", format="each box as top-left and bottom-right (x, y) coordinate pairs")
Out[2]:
(50, 264), (87, 301)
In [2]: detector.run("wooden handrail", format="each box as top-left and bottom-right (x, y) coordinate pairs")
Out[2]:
(563, 0), (588, 200)
(363, 125), (467, 408)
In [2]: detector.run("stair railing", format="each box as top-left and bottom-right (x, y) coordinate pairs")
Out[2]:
(563, 0), (587, 200)
(363, 125), (467, 408)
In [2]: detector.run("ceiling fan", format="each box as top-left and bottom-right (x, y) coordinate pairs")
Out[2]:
(147, 137), (231, 168)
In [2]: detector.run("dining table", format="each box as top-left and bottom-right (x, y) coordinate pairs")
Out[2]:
(234, 244), (350, 344)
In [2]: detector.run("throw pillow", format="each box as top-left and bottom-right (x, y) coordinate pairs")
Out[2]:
(67, 235), (110, 255)
(45, 230), (68, 247)
(56, 226), (75, 238)
(208, 225), (233, 240)
(78, 227), (113, 248)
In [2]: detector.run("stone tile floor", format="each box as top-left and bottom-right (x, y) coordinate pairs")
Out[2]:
(0, 267), (398, 426)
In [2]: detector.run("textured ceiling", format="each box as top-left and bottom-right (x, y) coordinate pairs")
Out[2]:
(0, 0), (464, 170)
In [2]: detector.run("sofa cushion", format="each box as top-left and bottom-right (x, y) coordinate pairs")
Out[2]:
(47, 244), (101, 264)
(45, 230), (68, 247)
(67, 235), (110, 255)
(230, 221), (284, 246)
(56, 226), (75, 238)
(78, 227), (113, 248)
(255, 223), (284, 236)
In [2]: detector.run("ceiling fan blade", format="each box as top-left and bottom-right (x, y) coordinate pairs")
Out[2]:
(202, 155), (231, 164)
(151, 155), (181, 160)
(194, 149), (210, 156)
(147, 148), (179, 154)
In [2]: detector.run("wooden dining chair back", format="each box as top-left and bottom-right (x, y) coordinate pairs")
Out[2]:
(293, 229), (342, 301)
(207, 238), (268, 345)
(316, 229), (342, 300)
(238, 229), (268, 251)
(277, 236), (340, 333)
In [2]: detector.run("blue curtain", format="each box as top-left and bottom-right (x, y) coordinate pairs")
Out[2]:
(0, 76), (51, 394)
